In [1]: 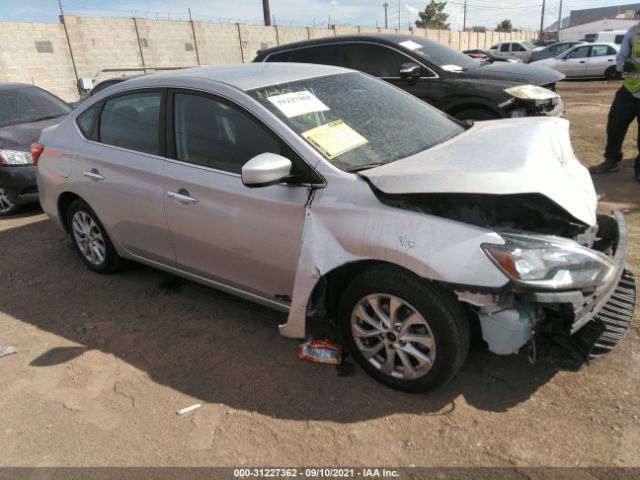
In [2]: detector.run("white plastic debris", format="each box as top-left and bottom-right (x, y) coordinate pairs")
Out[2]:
(176, 403), (201, 416)
(0, 346), (17, 358)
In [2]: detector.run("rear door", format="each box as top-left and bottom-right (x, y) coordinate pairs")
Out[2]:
(162, 89), (312, 300)
(74, 89), (176, 265)
(586, 44), (617, 76)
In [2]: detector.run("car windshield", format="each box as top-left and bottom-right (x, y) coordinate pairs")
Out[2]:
(393, 37), (481, 71)
(522, 41), (535, 49)
(248, 72), (464, 171)
(0, 86), (71, 128)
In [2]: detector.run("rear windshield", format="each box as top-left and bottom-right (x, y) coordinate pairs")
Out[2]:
(248, 72), (463, 172)
(0, 86), (71, 128)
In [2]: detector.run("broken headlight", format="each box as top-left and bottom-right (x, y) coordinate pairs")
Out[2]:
(504, 85), (559, 101)
(482, 233), (615, 290)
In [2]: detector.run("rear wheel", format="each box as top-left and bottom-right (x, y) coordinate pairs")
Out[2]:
(0, 184), (20, 217)
(338, 267), (470, 392)
(605, 66), (621, 81)
(67, 199), (124, 273)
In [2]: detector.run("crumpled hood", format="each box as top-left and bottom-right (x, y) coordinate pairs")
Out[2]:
(0, 116), (63, 150)
(362, 117), (597, 226)
(456, 62), (565, 85)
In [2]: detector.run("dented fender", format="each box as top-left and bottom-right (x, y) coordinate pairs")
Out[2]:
(280, 182), (510, 338)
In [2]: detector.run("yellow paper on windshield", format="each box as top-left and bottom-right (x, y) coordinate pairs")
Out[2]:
(301, 120), (368, 159)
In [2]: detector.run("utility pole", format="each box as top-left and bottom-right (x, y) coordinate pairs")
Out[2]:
(262, 0), (271, 26)
(556, 0), (563, 40)
(538, 0), (546, 42)
(398, 0), (401, 29)
(383, 2), (388, 29)
(463, 0), (467, 31)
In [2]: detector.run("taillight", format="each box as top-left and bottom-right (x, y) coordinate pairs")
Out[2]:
(31, 143), (44, 166)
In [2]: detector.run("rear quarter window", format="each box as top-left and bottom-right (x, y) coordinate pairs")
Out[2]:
(76, 105), (98, 138)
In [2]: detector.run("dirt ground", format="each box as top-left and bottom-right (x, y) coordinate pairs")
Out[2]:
(1, 80), (639, 469)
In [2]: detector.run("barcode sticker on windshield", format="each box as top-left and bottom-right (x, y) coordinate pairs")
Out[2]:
(267, 90), (330, 118)
(301, 120), (368, 159)
(399, 40), (422, 51)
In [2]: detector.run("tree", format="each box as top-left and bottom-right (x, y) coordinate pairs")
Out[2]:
(495, 19), (513, 32)
(415, 0), (450, 29)
(469, 25), (486, 32)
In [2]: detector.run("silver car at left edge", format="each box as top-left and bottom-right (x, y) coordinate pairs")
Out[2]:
(35, 63), (636, 392)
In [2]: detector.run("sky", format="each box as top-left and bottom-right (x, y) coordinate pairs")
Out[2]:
(0, 0), (636, 31)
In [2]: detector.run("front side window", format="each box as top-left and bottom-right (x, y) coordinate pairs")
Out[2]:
(98, 92), (161, 155)
(393, 37), (480, 70)
(173, 93), (283, 173)
(248, 72), (463, 172)
(346, 43), (410, 77)
(0, 86), (71, 128)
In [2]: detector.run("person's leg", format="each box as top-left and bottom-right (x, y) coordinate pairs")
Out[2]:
(592, 86), (637, 173)
(634, 95), (640, 180)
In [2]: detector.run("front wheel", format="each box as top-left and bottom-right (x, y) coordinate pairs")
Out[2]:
(67, 199), (125, 273)
(338, 268), (470, 392)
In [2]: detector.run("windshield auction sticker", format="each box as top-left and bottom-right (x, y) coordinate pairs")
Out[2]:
(267, 90), (330, 118)
(301, 120), (368, 159)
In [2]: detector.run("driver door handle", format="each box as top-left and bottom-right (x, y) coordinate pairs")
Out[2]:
(167, 190), (198, 205)
(83, 169), (104, 181)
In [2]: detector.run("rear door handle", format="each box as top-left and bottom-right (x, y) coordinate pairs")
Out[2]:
(83, 169), (104, 181)
(167, 190), (198, 205)
(579, 60), (586, 64)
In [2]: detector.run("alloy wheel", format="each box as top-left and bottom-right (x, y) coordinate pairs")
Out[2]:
(72, 210), (106, 266)
(0, 186), (15, 214)
(351, 294), (436, 380)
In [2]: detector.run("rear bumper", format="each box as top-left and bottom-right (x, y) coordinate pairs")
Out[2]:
(0, 165), (38, 205)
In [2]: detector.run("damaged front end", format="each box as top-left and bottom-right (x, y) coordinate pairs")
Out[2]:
(378, 189), (635, 366)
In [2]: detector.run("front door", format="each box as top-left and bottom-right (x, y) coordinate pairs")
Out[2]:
(586, 44), (617, 76)
(162, 91), (309, 299)
(560, 45), (590, 76)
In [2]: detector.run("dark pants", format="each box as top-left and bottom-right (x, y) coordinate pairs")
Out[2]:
(605, 85), (640, 163)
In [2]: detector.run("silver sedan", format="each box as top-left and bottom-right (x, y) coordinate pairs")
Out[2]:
(535, 42), (621, 79)
(35, 64), (635, 392)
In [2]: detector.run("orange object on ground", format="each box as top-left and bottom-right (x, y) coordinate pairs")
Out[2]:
(298, 339), (343, 365)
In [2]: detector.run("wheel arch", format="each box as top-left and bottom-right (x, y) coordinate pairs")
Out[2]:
(57, 191), (83, 233)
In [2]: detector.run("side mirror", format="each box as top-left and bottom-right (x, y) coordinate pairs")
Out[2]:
(399, 63), (421, 82)
(242, 152), (292, 188)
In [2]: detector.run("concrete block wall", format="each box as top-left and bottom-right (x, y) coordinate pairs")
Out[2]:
(0, 15), (538, 101)
(195, 22), (242, 64)
(0, 22), (76, 100)
(63, 16), (142, 80)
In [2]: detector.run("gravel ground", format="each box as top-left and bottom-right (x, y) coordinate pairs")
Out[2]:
(0, 80), (639, 469)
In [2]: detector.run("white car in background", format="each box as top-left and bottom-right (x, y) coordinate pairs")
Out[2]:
(536, 42), (621, 79)
(487, 41), (542, 63)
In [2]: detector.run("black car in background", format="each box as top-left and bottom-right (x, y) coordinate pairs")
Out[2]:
(254, 34), (565, 121)
(0, 83), (71, 216)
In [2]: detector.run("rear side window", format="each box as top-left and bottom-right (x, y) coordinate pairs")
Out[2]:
(98, 92), (162, 155)
(512, 43), (526, 52)
(590, 45), (613, 57)
(615, 35), (625, 44)
(346, 44), (410, 77)
(268, 44), (344, 67)
(173, 93), (283, 173)
(500, 44), (510, 52)
(76, 105), (98, 138)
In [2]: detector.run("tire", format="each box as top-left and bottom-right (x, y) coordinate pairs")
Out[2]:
(66, 199), (124, 274)
(0, 184), (20, 217)
(605, 66), (621, 81)
(338, 267), (470, 393)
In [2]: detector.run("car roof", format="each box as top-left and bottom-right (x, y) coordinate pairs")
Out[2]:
(256, 33), (417, 56)
(117, 63), (353, 92)
(0, 82), (34, 91)
(570, 42), (619, 48)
